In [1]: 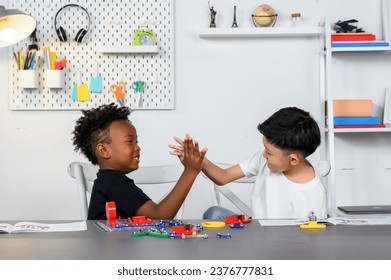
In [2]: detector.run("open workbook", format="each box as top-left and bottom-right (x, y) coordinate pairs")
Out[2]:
(0, 221), (87, 233)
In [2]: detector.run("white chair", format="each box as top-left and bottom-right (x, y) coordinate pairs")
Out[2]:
(68, 162), (185, 220)
(202, 163), (254, 217)
(203, 160), (331, 218)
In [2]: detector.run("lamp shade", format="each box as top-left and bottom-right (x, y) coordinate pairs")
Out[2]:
(0, 6), (36, 48)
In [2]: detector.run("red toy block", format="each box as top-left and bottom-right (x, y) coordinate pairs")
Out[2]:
(225, 215), (252, 225)
(106, 201), (117, 226)
(126, 216), (154, 225)
(171, 224), (197, 235)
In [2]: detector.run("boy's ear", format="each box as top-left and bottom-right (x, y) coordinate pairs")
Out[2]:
(289, 152), (300, 166)
(96, 142), (111, 159)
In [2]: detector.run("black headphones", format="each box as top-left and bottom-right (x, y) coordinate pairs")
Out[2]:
(54, 4), (91, 43)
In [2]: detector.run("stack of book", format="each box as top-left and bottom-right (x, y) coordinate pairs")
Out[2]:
(326, 99), (385, 128)
(331, 32), (389, 48)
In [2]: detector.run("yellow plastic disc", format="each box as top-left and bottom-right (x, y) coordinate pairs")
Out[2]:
(201, 221), (226, 228)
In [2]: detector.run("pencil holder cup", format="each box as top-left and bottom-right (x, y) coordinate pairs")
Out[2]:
(19, 70), (38, 89)
(45, 70), (64, 89)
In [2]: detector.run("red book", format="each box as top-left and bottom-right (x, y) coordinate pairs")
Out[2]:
(331, 33), (376, 41)
(334, 124), (386, 129)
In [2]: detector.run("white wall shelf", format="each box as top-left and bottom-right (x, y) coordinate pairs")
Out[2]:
(97, 45), (160, 54)
(322, 0), (391, 217)
(199, 27), (322, 38)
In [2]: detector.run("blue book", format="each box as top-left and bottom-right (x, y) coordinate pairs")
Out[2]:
(333, 116), (380, 126)
(332, 41), (390, 47)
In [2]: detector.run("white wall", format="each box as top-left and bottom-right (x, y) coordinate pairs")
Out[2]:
(0, 0), (390, 220)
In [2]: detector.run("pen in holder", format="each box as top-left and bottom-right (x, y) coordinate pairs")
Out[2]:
(45, 70), (64, 89)
(42, 47), (67, 89)
(19, 70), (38, 89)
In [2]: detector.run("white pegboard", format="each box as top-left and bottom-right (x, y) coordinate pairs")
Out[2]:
(8, 0), (174, 110)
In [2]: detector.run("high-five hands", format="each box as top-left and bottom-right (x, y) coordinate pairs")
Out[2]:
(169, 134), (207, 170)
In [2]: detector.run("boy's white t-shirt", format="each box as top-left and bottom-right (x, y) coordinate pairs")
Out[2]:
(239, 151), (327, 219)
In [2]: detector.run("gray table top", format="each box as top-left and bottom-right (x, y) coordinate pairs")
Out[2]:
(1, 220), (391, 260)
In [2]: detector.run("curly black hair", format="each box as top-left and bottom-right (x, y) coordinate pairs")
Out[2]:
(72, 103), (131, 165)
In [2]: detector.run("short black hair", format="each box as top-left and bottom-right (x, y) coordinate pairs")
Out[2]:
(257, 107), (320, 157)
(72, 103), (131, 165)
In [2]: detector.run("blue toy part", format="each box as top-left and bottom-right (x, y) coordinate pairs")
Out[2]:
(216, 233), (231, 239)
(158, 220), (183, 227)
(169, 233), (182, 239)
(194, 224), (204, 231)
(229, 223), (244, 229)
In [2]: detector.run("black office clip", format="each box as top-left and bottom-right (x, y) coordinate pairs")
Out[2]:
(334, 19), (365, 33)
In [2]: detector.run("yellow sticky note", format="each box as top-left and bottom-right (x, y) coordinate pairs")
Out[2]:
(76, 83), (90, 101)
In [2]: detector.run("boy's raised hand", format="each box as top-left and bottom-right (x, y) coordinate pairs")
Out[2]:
(168, 135), (186, 163)
(169, 134), (207, 171)
(182, 136), (207, 173)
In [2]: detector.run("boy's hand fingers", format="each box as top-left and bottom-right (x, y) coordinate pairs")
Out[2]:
(193, 140), (207, 157)
(194, 140), (199, 153)
(183, 138), (192, 155)
(200, 148), (208, 159)
(173, 136), (184, 146)
(169, 151), (182, 156)
(168, 144), (183, 151)
(188, 138), (195, 154)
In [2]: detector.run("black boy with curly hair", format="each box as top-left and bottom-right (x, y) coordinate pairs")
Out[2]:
(73, 103), (130, 165)
(72, 103), (207, 220)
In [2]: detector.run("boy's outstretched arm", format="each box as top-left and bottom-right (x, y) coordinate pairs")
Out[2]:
(135, 137), (207, 219)
(169, 134), (245, 186)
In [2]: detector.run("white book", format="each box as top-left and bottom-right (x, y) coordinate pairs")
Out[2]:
(0, 221), (87, 234)
(383, 88), (391, 125)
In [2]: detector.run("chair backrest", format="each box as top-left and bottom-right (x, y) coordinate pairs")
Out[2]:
(202, 163), (254, 217)
(204, 160), (331, 218)
(68, 162), (185, 220)
(314, 160), (331, 178)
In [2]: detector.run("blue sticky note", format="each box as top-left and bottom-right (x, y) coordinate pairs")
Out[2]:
(71, 83), (78, 101)
(90, 75), (103, 93)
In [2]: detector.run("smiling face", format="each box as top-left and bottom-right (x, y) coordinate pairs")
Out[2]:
(104, 120), (140, 173)
(262, 136), (292, 173)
